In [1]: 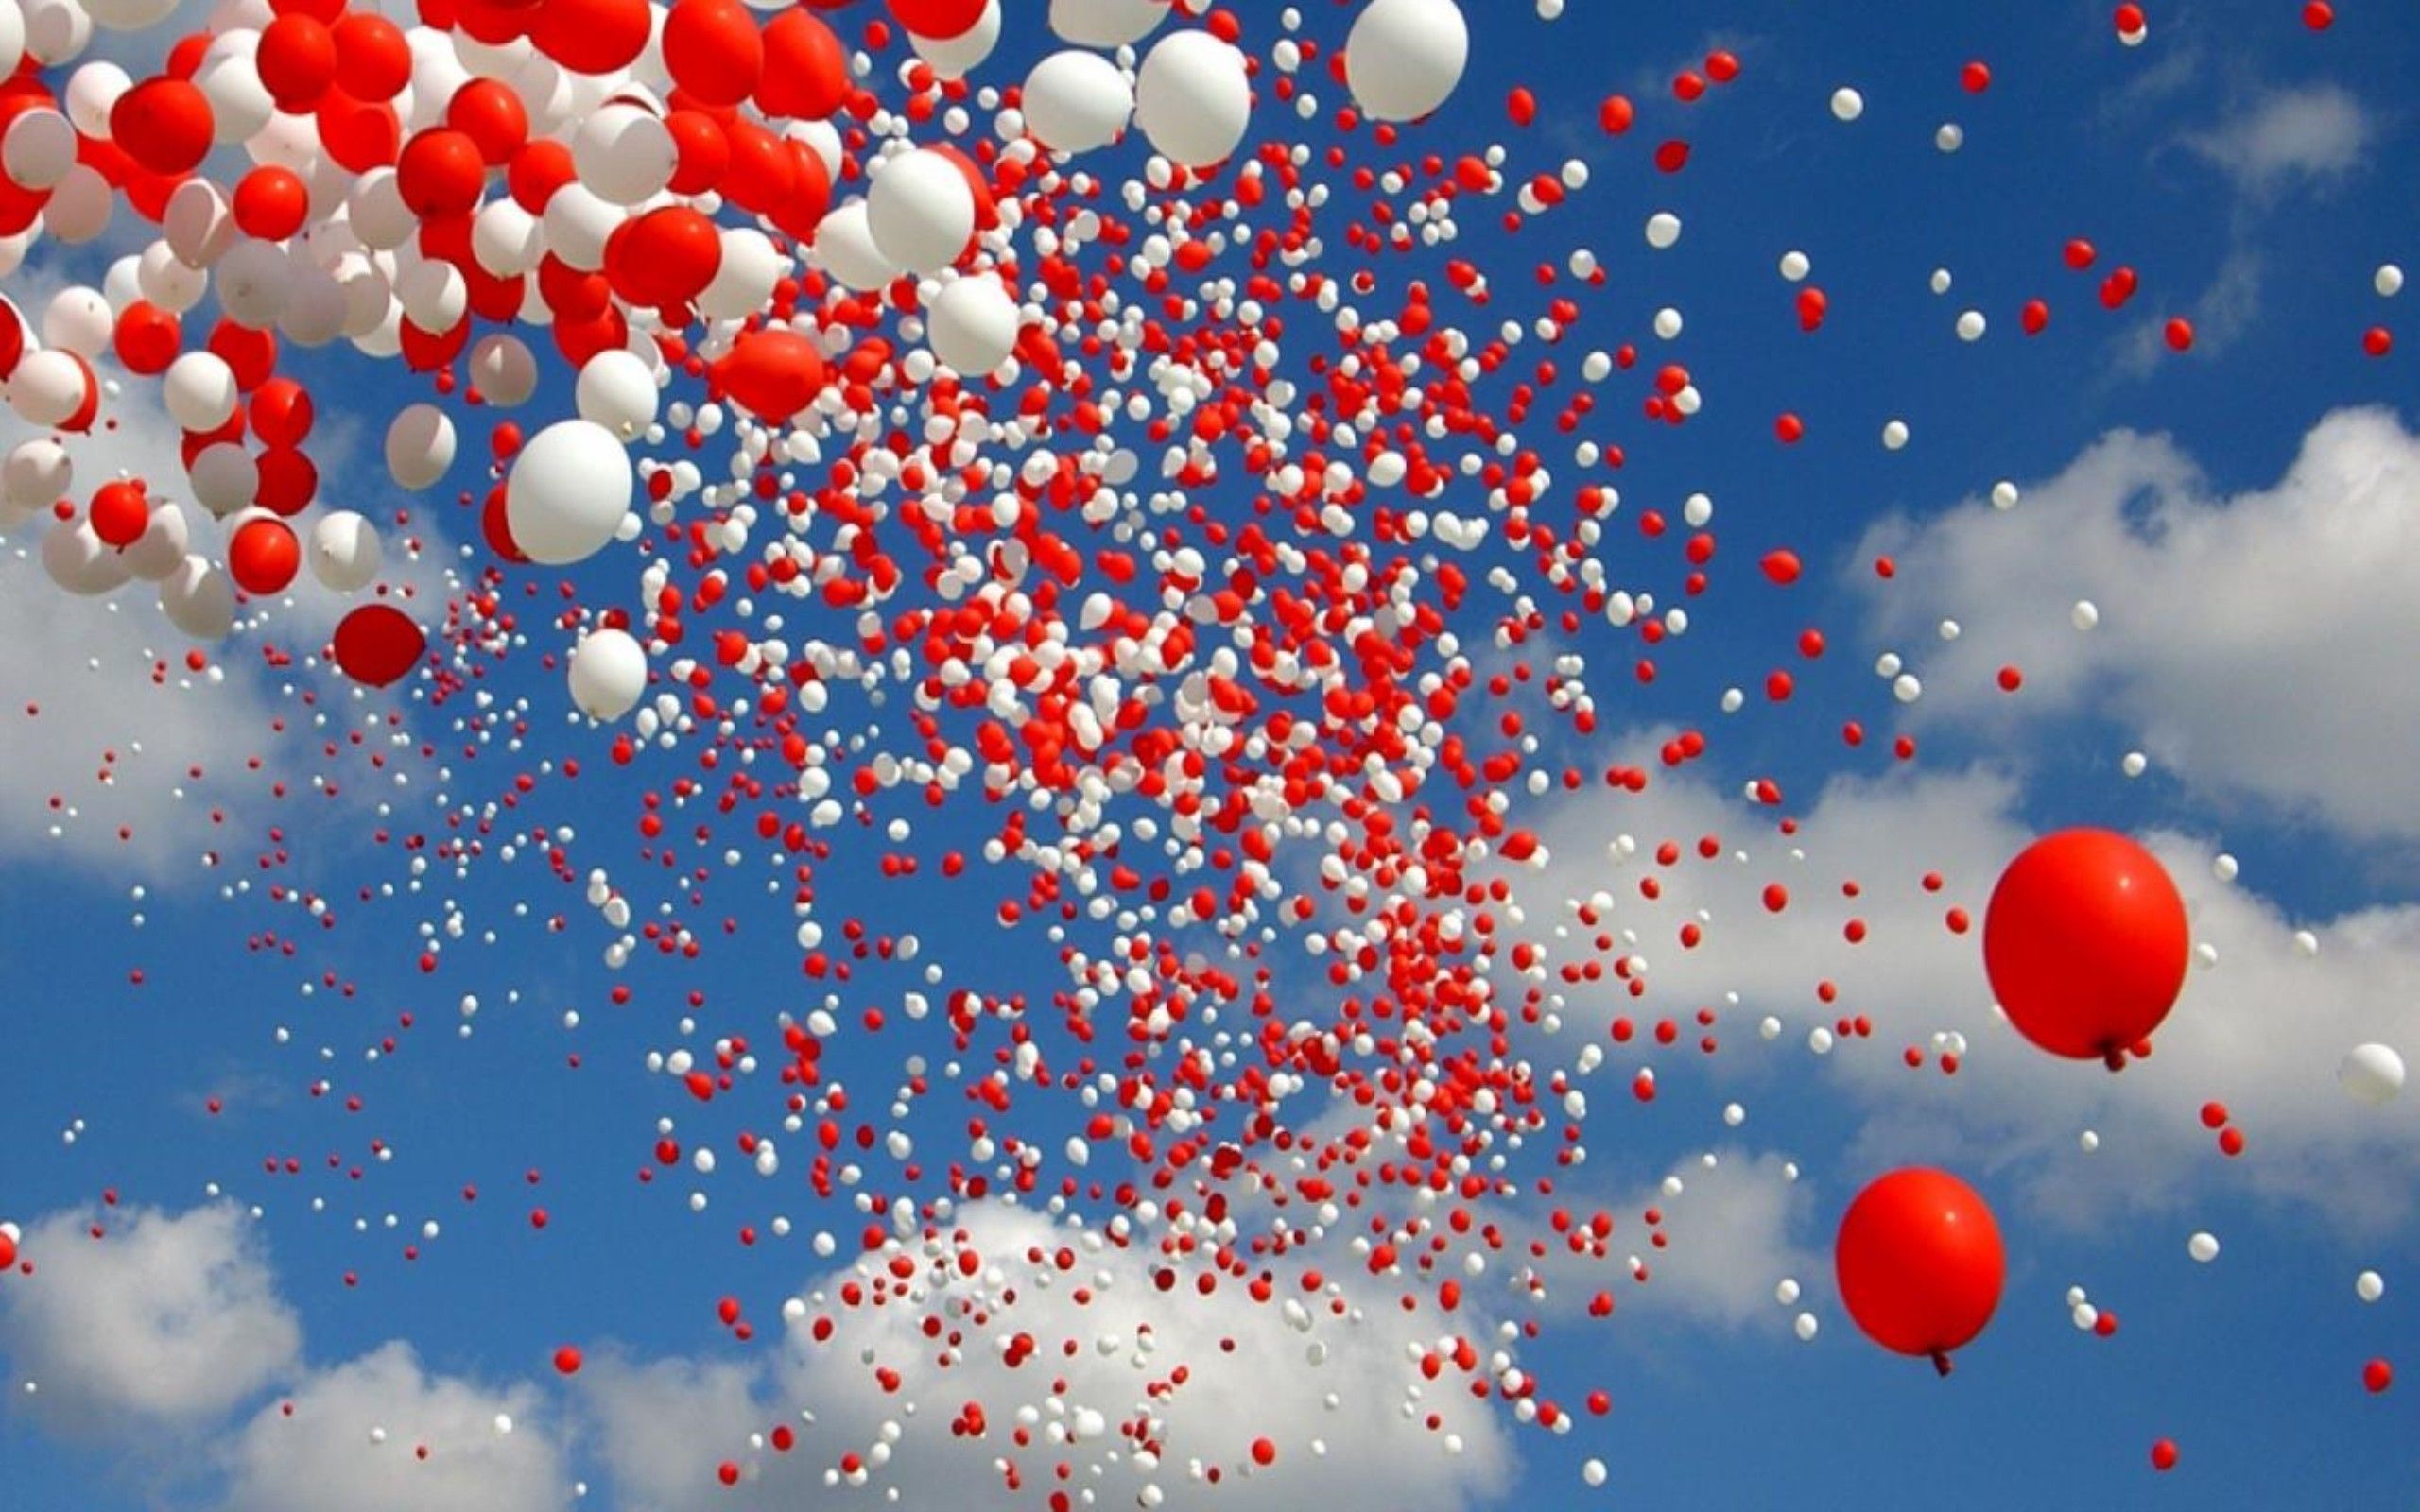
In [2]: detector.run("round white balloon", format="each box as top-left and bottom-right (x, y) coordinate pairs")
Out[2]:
(505, 419), (632, 565)
(1345, 0), (1468, 123)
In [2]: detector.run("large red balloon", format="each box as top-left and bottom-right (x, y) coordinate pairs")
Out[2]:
(112, 77), (216, 177)
(717, 328), (826, 419)
(1984, 828), (2188, 1067)
(1836, 1168), (2004, 1373)
(333, 605), (426, 686)
(888, 0), (985, 38)
(755, 11), (850, 121)
(663, 0), (764, 108)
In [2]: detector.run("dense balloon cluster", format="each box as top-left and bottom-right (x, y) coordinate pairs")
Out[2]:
(0, 0), (2409, 1503)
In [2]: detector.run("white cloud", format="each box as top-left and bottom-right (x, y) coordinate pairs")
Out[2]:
(221, 1342), (571, 1512)
(1857, 408), (2420, 843)
(2185, 84), (2374, 195)
(0, 1203), (302, 1433)
(1511, 758), (2420, 1233)
(584, 1202), (1512, 1512)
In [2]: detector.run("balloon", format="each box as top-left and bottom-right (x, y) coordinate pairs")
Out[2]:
(530, 0), (653, 77)
(3, 438), (73, 516)
(1022, 50), (1132, 156)
(216, 239), (294, 330)
(605, 204), (721, 311)
(122, 500), (189, 581)
(1836, 1168), (2004, 1373)
(1050, 0), (1167, 47)
(2340, 1043), (2406, 1106)
(1983, 829), (2189, 1066)
(696, 227), (784, 322)
(448, 77), (530, 164)
(469, 332), (539, 405)
(160, 553), (234, 639)
(664, 0), (762, 107)
(3, 106), (78, 190)
(925, 272), (1017, 376)
(254, 14), (337, 112)
(386, 403), (458, 490)
(568, 626), (647, 719)
(812, 199), (899, 291)
(755, 10), (848, 121)
(1134, 29), (1250, 167)
(89, 478), (151, 547)
(308, 509), (383, 592)
(889, 0), (986, 38)
(505, 418), (632, 564)
(40, 285), (111, 358)
(10, 349), (95, 428)
(249, 378), (313, 447)
(187, 442), (259, 517)
(574, 103), (676, 207)
(575, 346), (659, 438)
(111, 77), (215, 175)
(1345, 0), (1469, 123)
(333, 602), (425, 685)
(332, 13), (411, 102)
(229, 515), (301, 594)
(43, 519), (132, 595)
(866, 147), (975, 277)
(715, 326), (824, 418)
(908, 0), (998, 77)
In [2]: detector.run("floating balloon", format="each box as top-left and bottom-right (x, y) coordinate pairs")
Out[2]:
(569, 627), (648, 720)
(228, 516), (301, 595)
(1983, 829), (2189, 1066)
(2340, 1043), (2406, 1106)
(925, 272), (1018, 376)
(716, 327), (826, 419)
(1836, 1169), (2005, 1374)
(332, 602), (425, 686)
(866, 148), (976, 277)
(1022, 51), (1133, 157)
(1134, 29), (1251, 167)
(1051, 0), (1169, 47)
(504, 418), (633, 565)
(1345, 0), (1469, 123)
(386, 404), (458, 490)
(308, 511), (384, 593)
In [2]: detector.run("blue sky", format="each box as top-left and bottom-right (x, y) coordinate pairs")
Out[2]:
(5, 1), (2420, 1508)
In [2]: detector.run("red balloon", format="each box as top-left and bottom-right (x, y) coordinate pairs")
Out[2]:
(207, 320), (279, 390)
(334, 604), (426, 686)
(664, 109), (730, 196)
(319, 92), (402, 172)
(332, 13), (412, 100)
(482, 484), (529, 562)
(112, 301), (182, 374)
(255, 14), (338, 112)
(717, 328), (827, 419)
(887, 0), (985, 38)
(233, 165), (310, 240)
(230, 517), (302, 594)
(447, 77), (530, 164)
(0, 1228), (15, 1269)
(396, 129), (488, 218)
(605, 204), (722, 311)
(112, 77), (216, 177)
(755, 10), (850, 121)
(1836, 1168), (2004, 1372)
(0, 296), (20, 379)
(249, 377), (313, 446)
(1984, 829), (2188, 1066)
(531, 0), (653, 76)
(254, 446), (319, 515)
(664, 0), (764, 108)
(90, 480), (151, 547)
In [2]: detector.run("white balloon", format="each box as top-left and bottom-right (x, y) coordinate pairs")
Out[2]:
(21, 0), (88, 68)
(80, 0), (181, 31)
(277, 260), (349, 346)
(164, 179), (236, 268)
(40, 284), (111, 357)
(813, 200), (899, 292)
(1135, 29), (1250, 167)
(568, 627), (648, 720)
(1345, 0), (1467, 123)
(505, 419), (631, 565)
(576, 347), (659, 438)
(397, 256), (468, 333)
(910, 0), (1000, 78)
(385, 403), (458, 490)
(123, 499), (191, 581)
(925, 273), (1019, 376)
(1050, 0), (1167, 47)
(1022, 50), (1132, 156)
(866, 148), (975, 278)
(469, 333), (539, 406)
(138, 240), (209, 313)
(215, 237), (291, 329)
(42, 518), (128, 594)
(2, 437), (71, 514)
(160, 553), (234, 639)
(164, 350), (240, 432)
(62, 60), (129, 136)
(698, 227), (784, 322)
(2, 106), (77, 190)
(9, 348), (90, 427)
(348, 169), (417, 251)
(2340, 1043), (2406, 1106)
(540, 181), (622, 271)
(43, 162), (110, 243)
(308, 510), (384, 593)
(471, 198), (544, 279)
(574, 103), (676, 206)
(0, 0), (22, 77)
(186, 441), (258, 517)
(195, 48), (272, 145)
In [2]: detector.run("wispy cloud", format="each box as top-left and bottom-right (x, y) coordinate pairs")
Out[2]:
(2183, 83), (2375, 197)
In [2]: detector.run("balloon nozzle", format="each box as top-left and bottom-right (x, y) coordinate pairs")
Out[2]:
(1930, 1349), (1953, 1378)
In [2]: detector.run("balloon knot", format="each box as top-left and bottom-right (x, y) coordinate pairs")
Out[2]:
(2102, 1047), (2128, 1073)
(1930, 1349), (1953, 1378)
